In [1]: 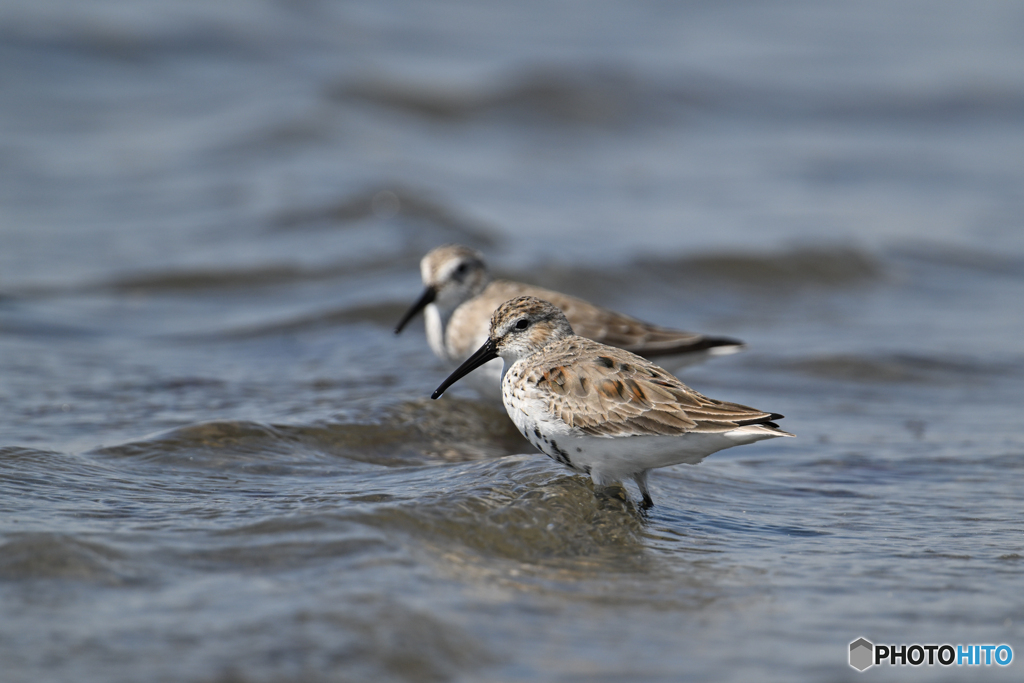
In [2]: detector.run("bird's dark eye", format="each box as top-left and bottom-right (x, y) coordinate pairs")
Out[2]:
(455, 263), (467, 274)
(515, 319), (529, 330)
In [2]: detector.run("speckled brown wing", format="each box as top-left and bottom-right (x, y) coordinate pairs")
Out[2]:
(519, 337), (785, 437)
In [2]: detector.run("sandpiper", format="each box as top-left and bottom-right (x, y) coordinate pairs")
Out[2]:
(395, 245), (744, 394)
(431, 296), (792, 509)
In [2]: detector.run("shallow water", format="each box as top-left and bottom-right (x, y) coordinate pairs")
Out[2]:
(2, 1), (1024, 681)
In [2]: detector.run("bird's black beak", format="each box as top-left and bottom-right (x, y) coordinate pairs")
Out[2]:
(394, 286), (436, 334)
(431, 338), (498, 399)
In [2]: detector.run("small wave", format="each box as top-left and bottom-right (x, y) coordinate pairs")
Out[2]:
(285, 398), (530, 465)
(520, 246), (882, 299)
(0, 299), (100, 338)
(211, 301), (409, 339)
(291, 601), (494, 681)
(358, 456), (652, 573)
(91, 259), (400, 294)
(0, 446), (129, 499)
(90, 399), (529, 472)
(89, 258), (414, 296)
(0, 446), (67, 463)
(786, 352), (1013, 384)
(0, 533), (139, 584)
(178, 528), (394, 573)
(58, 186), (495, 295)
(331, 66), (661, 126)
(99, 264), (319, 293)
(89, 420), (309, 473)
(892, 243), (1024, 278)
(813, 84), (1024, 125)
(634, 246), (883, 288)
(334, 64), (1024, 128)
(270, 184), (499, 243)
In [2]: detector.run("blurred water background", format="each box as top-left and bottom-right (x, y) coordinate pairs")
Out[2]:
(2, 1), (1024, 681)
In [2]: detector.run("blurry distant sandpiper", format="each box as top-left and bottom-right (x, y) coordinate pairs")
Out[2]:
(395, 244), (744, 394)
(431, 296), (792, 509)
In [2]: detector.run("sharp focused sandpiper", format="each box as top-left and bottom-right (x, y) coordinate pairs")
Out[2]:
(431, 296), (792, 508)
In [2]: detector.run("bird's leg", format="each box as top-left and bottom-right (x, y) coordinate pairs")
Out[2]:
(633, 471), (654, 509)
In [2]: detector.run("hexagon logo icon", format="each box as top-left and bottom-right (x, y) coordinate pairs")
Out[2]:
(849, 638), (874, 671)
